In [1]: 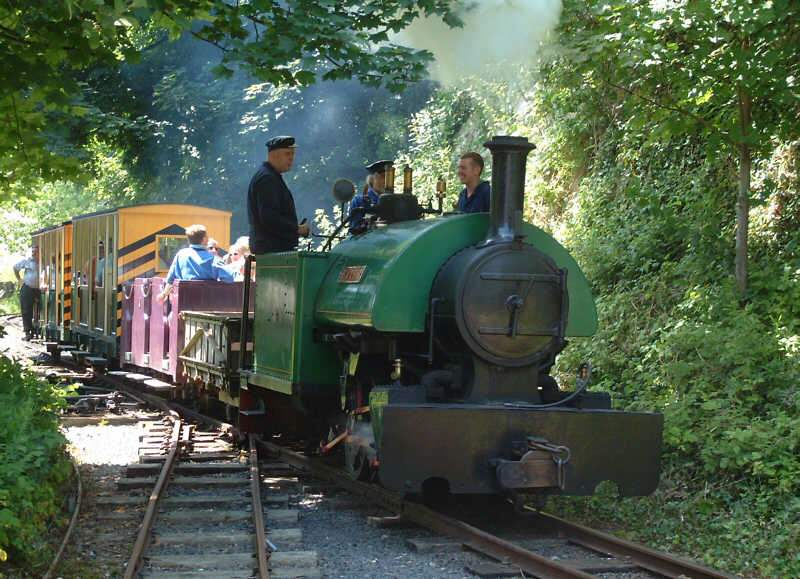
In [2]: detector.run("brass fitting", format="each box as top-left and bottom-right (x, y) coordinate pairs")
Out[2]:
(403, 165), (413, 195)
(436, 176), (446, 211)
(385, 166), (396, 194)
(390, 358), (403, 381)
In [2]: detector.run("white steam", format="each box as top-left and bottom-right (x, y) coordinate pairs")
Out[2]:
(398, 0), (562, 85)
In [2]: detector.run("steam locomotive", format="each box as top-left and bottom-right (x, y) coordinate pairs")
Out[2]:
(33, 136), (662, 501)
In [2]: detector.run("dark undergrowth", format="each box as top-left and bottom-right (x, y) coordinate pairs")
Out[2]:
(0, 335), (73, 576)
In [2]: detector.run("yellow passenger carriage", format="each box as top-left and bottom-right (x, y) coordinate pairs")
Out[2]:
(68, 204), (231, 357)
(31, 221), (72, 341)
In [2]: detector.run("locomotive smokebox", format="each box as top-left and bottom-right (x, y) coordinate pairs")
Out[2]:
(484, 135), (536, 244)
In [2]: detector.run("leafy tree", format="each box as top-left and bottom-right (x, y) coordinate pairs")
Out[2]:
(557, 0), (800, 295)
(0, 0), (459, 200)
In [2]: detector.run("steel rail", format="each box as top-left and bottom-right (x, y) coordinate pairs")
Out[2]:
(255, 439), (593, 579)
(528, 510), (735, 579)
(42, 459), (83, 579)
(249, 434), (270, 579)
(123, 416), (182, 579)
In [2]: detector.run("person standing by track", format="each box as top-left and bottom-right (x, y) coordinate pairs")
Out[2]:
(13, 245), (40, 340)
(247, 136), (310, 254)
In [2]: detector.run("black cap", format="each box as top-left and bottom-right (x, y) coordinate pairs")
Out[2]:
(266, 136), (297, 151)
(366, 160), (393, 174)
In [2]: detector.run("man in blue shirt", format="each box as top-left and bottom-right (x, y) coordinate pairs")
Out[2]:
(13, 245), (40, 340)
(456, 152), (491, 213)
(349, 160), (392, 234)
(157, 224), (233, 302)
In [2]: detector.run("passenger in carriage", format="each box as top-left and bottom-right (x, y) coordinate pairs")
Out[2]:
(156, 224), (233, 302)
(225, 237), (252, 282)
(207, 238), (227, 259)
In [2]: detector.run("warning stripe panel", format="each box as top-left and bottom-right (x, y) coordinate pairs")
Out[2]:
(118, 223), (183, 258)
(120, 251), (155, 280)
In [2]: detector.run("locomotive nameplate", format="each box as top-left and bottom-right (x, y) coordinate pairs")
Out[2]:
(338, 265), (367, 284)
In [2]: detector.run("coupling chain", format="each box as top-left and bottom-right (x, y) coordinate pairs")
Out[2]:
(527, 436), (571, 490)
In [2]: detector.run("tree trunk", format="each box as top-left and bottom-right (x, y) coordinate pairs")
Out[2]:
(735, 85), (752, 297)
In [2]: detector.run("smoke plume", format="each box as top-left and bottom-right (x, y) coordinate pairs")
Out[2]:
(399, 0), (562, 85)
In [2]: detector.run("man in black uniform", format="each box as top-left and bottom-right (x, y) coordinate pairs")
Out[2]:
(247, 136), (310, 254)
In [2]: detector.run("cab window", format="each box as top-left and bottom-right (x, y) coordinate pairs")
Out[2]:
(156, 235), (186, 273)
(95, 240), (105, 288)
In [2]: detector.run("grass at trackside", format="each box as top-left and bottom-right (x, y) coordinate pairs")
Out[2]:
(0, 294), (19, 315)
(0, 264), (21, 314)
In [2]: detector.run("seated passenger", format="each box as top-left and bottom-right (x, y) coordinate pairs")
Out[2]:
(456, 152), (491, 213)
(207, 237), (227, 259)
(157, 224), (233, 302)
(349, 160), (392, 234)
(225, 237), (252, 282)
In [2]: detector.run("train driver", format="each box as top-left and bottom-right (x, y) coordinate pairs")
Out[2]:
(247, 135), (310, 254)
(156, 224), (233, 302)
(456, 152), (491, 213)
(349, 160), (392, 234)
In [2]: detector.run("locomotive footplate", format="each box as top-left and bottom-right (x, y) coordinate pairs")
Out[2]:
(377, 403), (663, 496)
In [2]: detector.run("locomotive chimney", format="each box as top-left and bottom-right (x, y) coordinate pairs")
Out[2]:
(484, 135), (536, 245)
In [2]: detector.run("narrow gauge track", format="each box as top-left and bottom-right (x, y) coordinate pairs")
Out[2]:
(70, 380), (320, 578)
(119, 418), (315, 578)
(12, 326), (733, 579)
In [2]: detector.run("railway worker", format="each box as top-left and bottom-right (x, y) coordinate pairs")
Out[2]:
(13, 245), (40, 340)
(247, 136), (310, 254)
(348, 160), (392, 234)
(456, 151), (491, 213)
(156, 224), (233, 302)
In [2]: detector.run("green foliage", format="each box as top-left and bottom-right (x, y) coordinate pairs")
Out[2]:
(557, 0), (800, 155)
(0, 0), (460, 200)
(0, 356), (72, 570)
(0, 294), (20, 316)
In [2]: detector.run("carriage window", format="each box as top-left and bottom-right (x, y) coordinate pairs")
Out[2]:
(50, 257), (56, 289)
(155, 235), (186, 273)
(95, 240), (106, 288)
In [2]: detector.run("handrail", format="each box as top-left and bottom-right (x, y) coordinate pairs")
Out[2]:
(239, 255), (255, 372)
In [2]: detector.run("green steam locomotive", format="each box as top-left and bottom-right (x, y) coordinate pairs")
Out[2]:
(238, 135), (662, 501)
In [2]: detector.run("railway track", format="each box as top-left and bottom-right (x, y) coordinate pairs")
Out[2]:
(259, 439), (736, 579)
(6, 322), (734, 579)
(95, 415), (319, 578)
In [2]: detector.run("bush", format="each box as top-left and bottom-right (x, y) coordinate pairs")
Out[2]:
(548, 137), (800, 575)
(0, 350), (72, 570)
